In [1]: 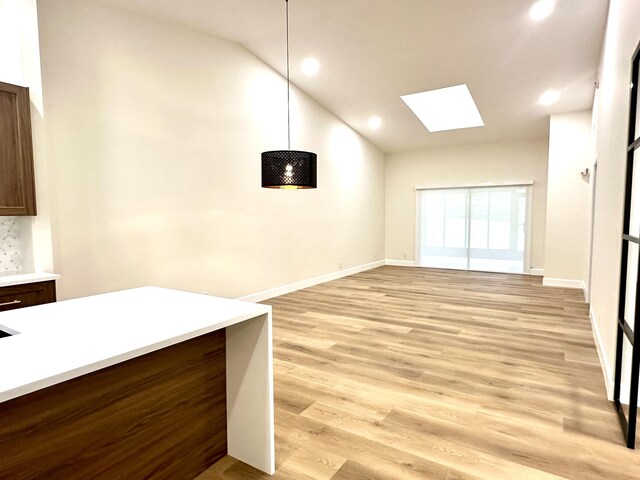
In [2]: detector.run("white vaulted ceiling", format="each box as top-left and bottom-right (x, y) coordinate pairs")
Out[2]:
(97, 0), (609, 153)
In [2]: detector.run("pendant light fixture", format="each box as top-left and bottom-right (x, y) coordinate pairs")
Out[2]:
(261, 0), (317, 189)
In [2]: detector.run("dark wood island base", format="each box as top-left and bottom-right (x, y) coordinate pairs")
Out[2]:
(0, 329), (227, 479)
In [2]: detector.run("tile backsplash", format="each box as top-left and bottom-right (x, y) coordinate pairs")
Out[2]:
(0, 217), (26, 275)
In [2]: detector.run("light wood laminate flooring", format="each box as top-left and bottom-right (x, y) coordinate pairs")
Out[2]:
(198, 266), (640, 480)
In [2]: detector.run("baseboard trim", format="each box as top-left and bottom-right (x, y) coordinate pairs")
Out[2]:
(237, 260), (385, 303)
(542, 277), (586, 290)
(590, 307), (613, 401)
(589, 307), (640, 405)
(386, 262), (549, 277)
(385, 259), (417, 267)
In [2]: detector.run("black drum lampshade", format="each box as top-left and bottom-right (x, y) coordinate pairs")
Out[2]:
(261, 0), (317, 190)
(261, 150), (317, 189)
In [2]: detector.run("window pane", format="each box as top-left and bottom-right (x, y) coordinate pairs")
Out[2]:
(620, 335), (633, 418)
(635, 77), (640, 142)
(629, 150), (640, 237)
(422, 192), (444, 248)
(444, 191), (467, 248)
(468, 257), (524, 273)
(517, 225), (525, 252)
(488, 191), (511, 249)
(470, 191), (488, 249)
(422, 255), (468, 270)
(517, 195), (526, 252)
(625, 241), (638, 333)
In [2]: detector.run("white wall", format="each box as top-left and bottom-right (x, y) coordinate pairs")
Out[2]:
(0, 0), (23, 86)
(385, 140), (549, 270)
(543, 110), (592, 287)
(589, 0), (640, 400)
(0, 0), (55, 275)
(37, 0), (385, 300)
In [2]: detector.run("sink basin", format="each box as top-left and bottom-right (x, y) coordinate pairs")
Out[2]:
(0, 324), (19, 338)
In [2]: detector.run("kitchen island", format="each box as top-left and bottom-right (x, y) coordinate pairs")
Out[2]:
(0, 286), (275, 479)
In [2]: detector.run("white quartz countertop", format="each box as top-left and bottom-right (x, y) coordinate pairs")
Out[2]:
(0, 272), (60, 288)
(0, 286), (271, 403)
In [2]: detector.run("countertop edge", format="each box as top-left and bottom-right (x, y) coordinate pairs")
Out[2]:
(0, 306), (270, 403)
(0, 272), (60, 288)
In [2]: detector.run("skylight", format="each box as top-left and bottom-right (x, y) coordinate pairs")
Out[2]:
(401, 84), (484, 133)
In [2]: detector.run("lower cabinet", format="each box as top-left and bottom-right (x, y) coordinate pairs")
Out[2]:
(0, 281), (56, 312)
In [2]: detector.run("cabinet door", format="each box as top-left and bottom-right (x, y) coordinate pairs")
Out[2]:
(0, 281), (56, 312)
(0, 81), (36, 216)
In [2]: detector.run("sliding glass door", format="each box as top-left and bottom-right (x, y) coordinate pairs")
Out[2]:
(417, 185), (531, 273)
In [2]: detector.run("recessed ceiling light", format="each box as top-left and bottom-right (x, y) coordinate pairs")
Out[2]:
(529, 0), (555, 21)
(539, 90), (560, 105)
(301, 57), (320, 76)
(401, 84), (484, 133)
(368, 116), (382, 130)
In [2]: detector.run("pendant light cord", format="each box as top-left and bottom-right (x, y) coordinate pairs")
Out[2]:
(286, 0), (291, 150)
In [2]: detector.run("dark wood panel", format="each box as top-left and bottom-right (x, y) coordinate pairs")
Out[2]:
(0, 280), (56, 312)
(0, 89), (21, 207)
(0, 329), (227, 479)
(0, 80), (36, 216)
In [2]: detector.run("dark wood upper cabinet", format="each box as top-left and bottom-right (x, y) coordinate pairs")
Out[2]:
(0, 81), (36, 216)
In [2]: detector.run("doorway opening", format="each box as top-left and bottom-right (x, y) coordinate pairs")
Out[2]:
(416, 184), (532, 274)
